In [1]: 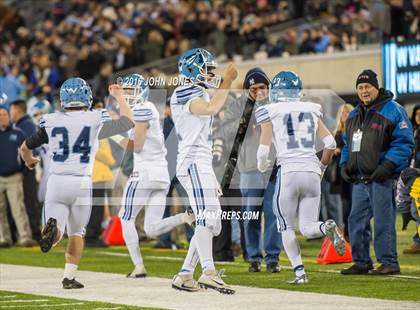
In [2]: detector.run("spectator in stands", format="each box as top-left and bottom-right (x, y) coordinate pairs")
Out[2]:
(0, 62), (24, 107)
(91, 63), (113, 104)
(75, 46), (95, 80)
(27, 52), (60, 102)
(142, 31), (164, 64)
(340, 70), (414, 275)
(298, 29), (314, 54)
(9, 99), (41, 241)
(224, 3), (242, 59)
(0, 105), (36, 247)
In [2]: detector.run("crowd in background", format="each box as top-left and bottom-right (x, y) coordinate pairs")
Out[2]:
(0, 0), (419, 264)
(1, 0), (420, 107)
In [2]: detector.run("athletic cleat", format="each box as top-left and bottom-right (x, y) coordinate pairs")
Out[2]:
(172, 273), (200, 292)
(126, 264), (147, 278)
(324, 219), (346, 256)
(182, 206), (196, 228)
(198, 269), (235, 295)
(40, 218), (58, 253)
(62, 277), (84, 289)
(287, 274), (309, 284)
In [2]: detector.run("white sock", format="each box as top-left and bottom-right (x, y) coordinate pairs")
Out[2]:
(63, 263), (78, 280)
(122, 219), (143, 266)
(127, 242), (143, 266)
(180, 235), (199, 274)
(294, 265), (306, 277)
(282, 228), (303, 272)
(146, 213), (184, 237)
(194, 226), (215, 272)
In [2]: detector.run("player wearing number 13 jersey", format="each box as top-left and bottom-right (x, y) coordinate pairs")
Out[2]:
(256, 71), (345, 285)
(20, 77), (134, 289)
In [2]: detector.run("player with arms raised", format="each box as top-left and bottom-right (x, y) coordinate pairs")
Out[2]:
(20, 78), (134, 289)
(116, 73), (195, 278)
(256, 71), (345, 284)
(170, 48), (237, 294)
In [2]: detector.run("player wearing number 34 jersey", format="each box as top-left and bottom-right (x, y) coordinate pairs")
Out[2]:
(20, 77), (134, 289)
(256, 71), (346, 285)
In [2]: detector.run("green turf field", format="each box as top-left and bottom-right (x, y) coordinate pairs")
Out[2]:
(0, 219), (419, 303)
(0, 290), (161, 309)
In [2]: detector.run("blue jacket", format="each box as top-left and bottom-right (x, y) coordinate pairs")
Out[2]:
(0, 124), (24, 176)
(340, 89), (414, 177)
(15, 114), (36, 138)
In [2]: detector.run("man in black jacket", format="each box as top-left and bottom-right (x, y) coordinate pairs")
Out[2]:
(340, 70), (414, 275)
(213, 68), (282, 272)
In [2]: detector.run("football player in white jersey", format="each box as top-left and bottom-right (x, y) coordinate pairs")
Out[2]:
(20, 77), (134, 289)
(115, 73), (195, 278)
(255, 71), (345, 284)
(170, 48), (238, 294)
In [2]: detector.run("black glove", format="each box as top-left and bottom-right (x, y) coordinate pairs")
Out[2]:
(402, 212), (415, 231)
(370, 160), (395, 183)
(340, 165), (353, 183)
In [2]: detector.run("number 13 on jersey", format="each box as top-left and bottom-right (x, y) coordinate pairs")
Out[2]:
(283, 112), (315, 149)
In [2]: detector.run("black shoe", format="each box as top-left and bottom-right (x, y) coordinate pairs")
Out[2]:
(62, 278), (84, 289)
(40, 218), (58, 253)
(0, 241), (12, 248)
(368, 264), (400, 275)
(214, 253), (234, 262)
(341, 264), (373, 275)
(266, 262), (280, 273)
(248, 261), (261, 272)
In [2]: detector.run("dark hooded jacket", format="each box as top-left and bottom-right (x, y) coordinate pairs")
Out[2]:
(212, 68), (276, 189)
(340, 89), (414, 178)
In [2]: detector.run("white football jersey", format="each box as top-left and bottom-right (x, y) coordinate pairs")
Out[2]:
(40, 109), (111, 176)
(131, 101), (167, 170)
(256, 100), (322, 174)
(170, 84), (213, 173)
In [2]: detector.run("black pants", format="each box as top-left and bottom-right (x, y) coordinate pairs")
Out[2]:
(85, 185), (110, 243)
(212, 188), (243, 260)
(22, 167), (41, 240)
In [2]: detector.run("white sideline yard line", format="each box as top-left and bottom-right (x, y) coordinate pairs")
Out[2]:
(0, 302), (84, 308)
(100, 251), (420, 280)
(1, 264), (418, 310)
(0, 299), (50, 303)
(0, 297), (16, 299)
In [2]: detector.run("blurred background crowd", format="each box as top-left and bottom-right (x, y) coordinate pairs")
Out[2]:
(1, 0), (419, 106)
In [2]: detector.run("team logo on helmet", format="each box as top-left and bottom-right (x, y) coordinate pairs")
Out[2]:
(270, 71), (303, 102)
(59, 77), (93, 109)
